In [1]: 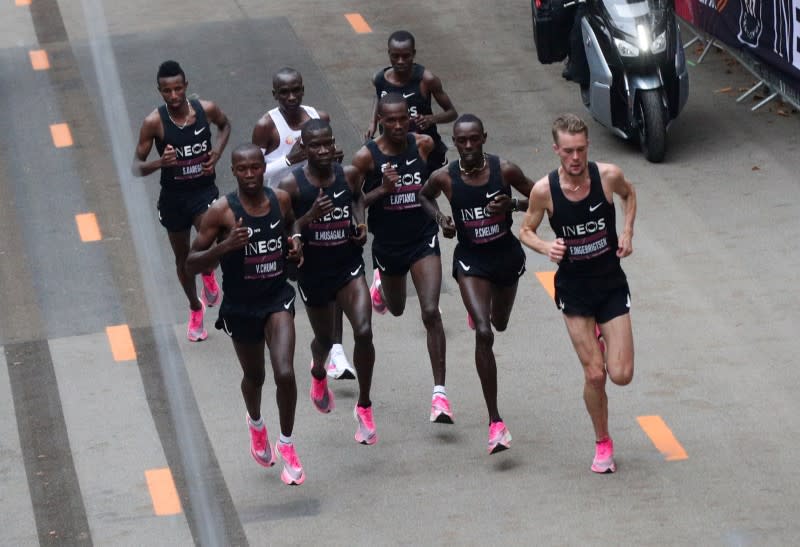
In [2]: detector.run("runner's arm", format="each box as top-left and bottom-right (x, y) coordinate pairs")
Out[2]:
(419, 169), (456, 237)
(131, 114), (164, 177)
(186, 200), (237, 275)
(201, 101), (231, 174)
(605, 164), (636, 257)
(519, 178), (565, 262)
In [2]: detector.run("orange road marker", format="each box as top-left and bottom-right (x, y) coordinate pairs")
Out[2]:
(16, 0), (32, 5)
(145, 468), (182, 516)
(637, 415), (688, 461)
(105, 324), (136, 361)
(75, 213), (102, 242)
(535, 271), (556, 300)
(345, 13), (372, 34)
(29, 49), (50, 70)
(50, 123), (73, 148)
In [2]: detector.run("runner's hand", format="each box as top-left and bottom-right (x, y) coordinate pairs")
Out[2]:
(308, 188), (333, 220)
(350, 222), (367, 246)
(486, 194), (512, 215)
(286, 140), (306, 166)
(161, 144), (177, 167)
(437, 213), (456, 239)
(617, 230), (633, 258)
(549, 238), (566, 263)
(225, 218), (249, 252)
(287, 235), (304, 267)
(414, 114), (434, 131)
(201, 149), (220, 175)
(381, 163), (399, 193)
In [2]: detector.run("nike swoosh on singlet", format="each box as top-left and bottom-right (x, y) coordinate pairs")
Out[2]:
(486, 190), (501, 199)
(283, 296), (296, 310)
(428, 235), (436, 248)
(351, 265), (363, 276)
(375, 257), (386, 272)
(406, 158), (417, 166)
(333, 190), (346, 199)
(517, 260), (526, 276)
(558, 299), (566, 310)
(458, 260), (471, 272)
(270, 220), (280, 229)
(402, 92), (415, 98)
(194, 127), (206, 135)
(589, 202), (603, 212)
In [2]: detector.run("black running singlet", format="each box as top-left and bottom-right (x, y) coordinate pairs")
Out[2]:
(373, 64), (442, 146)
(364, 134), (437, 247)
(156, 99), (215, 192)
(293, 165), (362, 274)
(547, 162), (625, 284)
(450, 155), (515, 250)
(219, 188), (288, 314)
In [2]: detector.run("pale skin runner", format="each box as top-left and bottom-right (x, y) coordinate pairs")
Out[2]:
(518, 126), (636, 444)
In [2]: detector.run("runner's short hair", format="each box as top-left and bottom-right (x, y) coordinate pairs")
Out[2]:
(454, 113), (485, 133)
(388, 30), (415, 48)
(157, 60), (185, 83)
(551, 114), (588, 143)
(378, 92), (408, 114)
(300, 118), (332, 142)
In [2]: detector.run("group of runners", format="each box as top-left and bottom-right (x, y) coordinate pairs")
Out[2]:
(131, 30), (637, 486)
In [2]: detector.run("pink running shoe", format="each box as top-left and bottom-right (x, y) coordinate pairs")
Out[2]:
(247, 416), (275, 468)
(187, 302), (208, 342)
(201, 271), (221, 307)
(430, 394), (454, 424)
(488, 421), (512, 454)
(467, 313), (475, 330)
(595, 324), (606, 355)
(370, 269), (387, 314)
(354, 405), (378, 445)
(310, 364), (335, 414)
(275, 441), (305, 485)
(591, 437), (616, 473)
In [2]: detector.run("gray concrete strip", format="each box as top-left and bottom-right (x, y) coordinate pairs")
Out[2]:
(5, 340), (92, 545)
(0, 348), (38, 546)
(48, 333), (194, 546)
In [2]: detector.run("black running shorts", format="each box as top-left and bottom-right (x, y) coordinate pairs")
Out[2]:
(157, 185), (219, 233)
(452, 238), (526, 287)
(215, 284), (296, 343)
(372, 233), (440, 277)
(554, 280), (631, 324)
(297, 258), (366, 307)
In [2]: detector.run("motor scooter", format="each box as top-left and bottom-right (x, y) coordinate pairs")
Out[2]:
(533, 0), (688, 162)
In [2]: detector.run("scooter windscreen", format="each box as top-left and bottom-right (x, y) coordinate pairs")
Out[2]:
(597, 0), (670, 56)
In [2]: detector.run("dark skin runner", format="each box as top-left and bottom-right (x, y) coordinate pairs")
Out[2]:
(419, 119), (533, 423)
(186, 145), (302, 436)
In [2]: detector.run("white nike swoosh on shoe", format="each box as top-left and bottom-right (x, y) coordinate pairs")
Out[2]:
(486, 190), (501, 199)
(351, 265), (363, 276)
(194, 127), (206, 135)
(284, 296), (296, 310)
(589, 202), (603, 212)
(375, 257), (386, 272)
(333, 190), (346, 198)
(406, 158), (417, 166)
(298, 285), (307, 302)
(428, 235), (436, 248)
(458, 260), (471, 271)
(270, 220), (280, 229)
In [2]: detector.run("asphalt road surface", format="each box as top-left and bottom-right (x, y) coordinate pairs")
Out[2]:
(1, 1), (799, 545)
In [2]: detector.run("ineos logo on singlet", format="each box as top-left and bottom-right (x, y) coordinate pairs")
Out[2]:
(174, 140), (210, 158)
(244, 238), (283, 256)
(560, 218), (606, 237)
(460, 206), (493, 221)
(317, 205), (351, 222)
